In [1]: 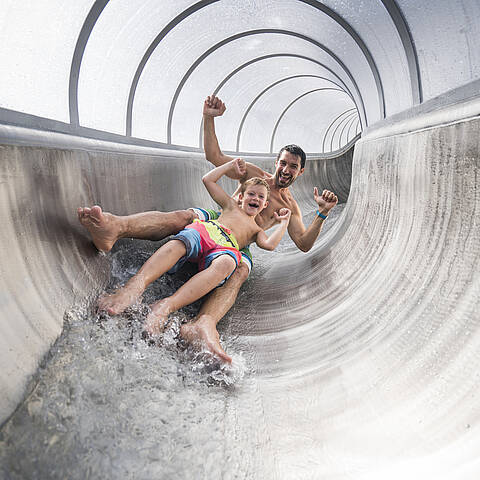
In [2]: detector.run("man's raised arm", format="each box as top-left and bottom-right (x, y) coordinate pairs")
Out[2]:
(203, 95), (267, 181)
(203, 95), (234, 168)
(287, 188), (338, 252)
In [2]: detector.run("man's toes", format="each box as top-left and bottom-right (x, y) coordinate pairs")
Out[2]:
(90, 206), (102, 216)
(78, 207), (94, 223)
(78, 207), (88, 220)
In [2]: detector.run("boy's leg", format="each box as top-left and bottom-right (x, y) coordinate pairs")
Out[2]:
(98, 239), (187, 315)
(145, 255), (237, 336)
(77, 206), (196, 252)
(180, 263), (250, 363)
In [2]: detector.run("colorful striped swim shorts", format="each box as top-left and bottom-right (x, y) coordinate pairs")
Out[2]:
(169, 220), (241, 283)
(189, 207), (253, 273)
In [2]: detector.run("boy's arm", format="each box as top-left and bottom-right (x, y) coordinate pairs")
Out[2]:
(255, 209), (291, 251)
(202, 158), (246, 209)
(287, 188), (338, 252)
(203, 96), (267, 181)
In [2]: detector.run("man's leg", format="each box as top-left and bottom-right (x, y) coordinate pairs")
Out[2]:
(145, 255), (237, 336)
(77, 205), (196, 252)
(180, 262), (250, 363)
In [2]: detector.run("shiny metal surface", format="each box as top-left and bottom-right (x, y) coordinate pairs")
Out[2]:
(1, 92), (480, 478)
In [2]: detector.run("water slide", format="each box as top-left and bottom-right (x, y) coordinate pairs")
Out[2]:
(1, 1), (479, 478)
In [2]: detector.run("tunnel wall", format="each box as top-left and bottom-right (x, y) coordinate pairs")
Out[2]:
(241, 95), (480, 479)
(245, 96), (480, 367)
(1, 94), (479, 477)
(0, 130), (352, 425)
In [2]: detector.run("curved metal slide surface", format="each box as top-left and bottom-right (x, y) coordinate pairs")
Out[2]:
(0, 95), (479, 478)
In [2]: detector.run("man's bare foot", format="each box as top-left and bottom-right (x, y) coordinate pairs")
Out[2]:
(77, 205), (121, 252)
(144, 300), (171, 336)
(98, 283), (143, 315)
(180, 316), (232, 363)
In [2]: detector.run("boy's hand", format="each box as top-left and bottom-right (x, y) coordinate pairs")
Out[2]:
(203, 95), (226, 117)
(314, 188), (338, 212)
(274, 208), (291, 223)
(233, 157), (246, 177)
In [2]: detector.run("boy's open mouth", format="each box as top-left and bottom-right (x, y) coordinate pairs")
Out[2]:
(248, 201), (259, 208)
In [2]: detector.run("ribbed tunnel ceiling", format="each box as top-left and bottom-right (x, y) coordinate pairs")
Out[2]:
(1, 2), (480, 478)
(1, 0), (478, 154)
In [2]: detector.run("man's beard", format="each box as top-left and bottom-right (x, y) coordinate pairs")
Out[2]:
(276, 172), (294, 188)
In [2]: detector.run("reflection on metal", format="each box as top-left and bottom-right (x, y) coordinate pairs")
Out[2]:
(269, 88), (344, 153)
(125, 0), (221, 136)
(68, 0), (109, 126)
(322, 108), (356, 153)
(168, 29), (368, 145)
(236, 75), (351, 152)
(380, 0), (422, 104)
(298, 0), (386, 117)
(198, 53), (362, 148)
(330, 111), (358, 152)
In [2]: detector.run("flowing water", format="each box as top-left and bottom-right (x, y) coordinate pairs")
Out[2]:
(0, 207), (343, 479)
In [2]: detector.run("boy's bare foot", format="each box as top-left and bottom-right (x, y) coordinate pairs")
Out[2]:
(180, 316), (232, 363)
(77, 205), (121, 252)
(144, 301), (171, 336)
(97, 284), (143, 315)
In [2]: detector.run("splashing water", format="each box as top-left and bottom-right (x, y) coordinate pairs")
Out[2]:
(0, 239), (264, 480)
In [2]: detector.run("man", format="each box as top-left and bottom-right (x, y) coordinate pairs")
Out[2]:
(78, 95), (338, 362)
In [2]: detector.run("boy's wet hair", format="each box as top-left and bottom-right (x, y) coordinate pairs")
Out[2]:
(241, 177), (270, 199)
(277, 144), (306, 169)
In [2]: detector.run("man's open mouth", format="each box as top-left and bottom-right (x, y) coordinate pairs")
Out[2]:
(279, 173), (291, 182)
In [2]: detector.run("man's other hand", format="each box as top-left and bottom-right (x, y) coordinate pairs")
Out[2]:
(314, 188), (338, 212)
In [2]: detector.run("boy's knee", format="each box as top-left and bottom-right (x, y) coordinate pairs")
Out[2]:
(228, 262), (249, 285)
(164, 238), (186, 256)
(212, 255), (237, 277)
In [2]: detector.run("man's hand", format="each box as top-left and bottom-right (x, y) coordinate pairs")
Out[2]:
(314, 188), (338, 212)
(233, 158), (246, 177)
(204, 95), (226, 117)
(274, 208), (292, 223)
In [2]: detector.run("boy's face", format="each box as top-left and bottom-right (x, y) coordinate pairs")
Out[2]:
(239, 184), (269, 216)
(274, 151), (304, 188)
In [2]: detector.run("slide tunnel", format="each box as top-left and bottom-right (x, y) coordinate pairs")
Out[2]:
(1, 1), (479, 478)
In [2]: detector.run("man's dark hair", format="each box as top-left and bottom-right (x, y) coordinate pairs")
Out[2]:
(277, 144), (306, 169)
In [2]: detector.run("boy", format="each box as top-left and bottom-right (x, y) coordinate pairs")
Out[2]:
(98, 158), (291, 335)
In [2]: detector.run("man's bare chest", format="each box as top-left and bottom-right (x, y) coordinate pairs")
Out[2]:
(256, 191), (293, 230)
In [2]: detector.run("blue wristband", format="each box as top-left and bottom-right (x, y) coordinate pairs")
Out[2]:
(316, 210), (328, 220)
